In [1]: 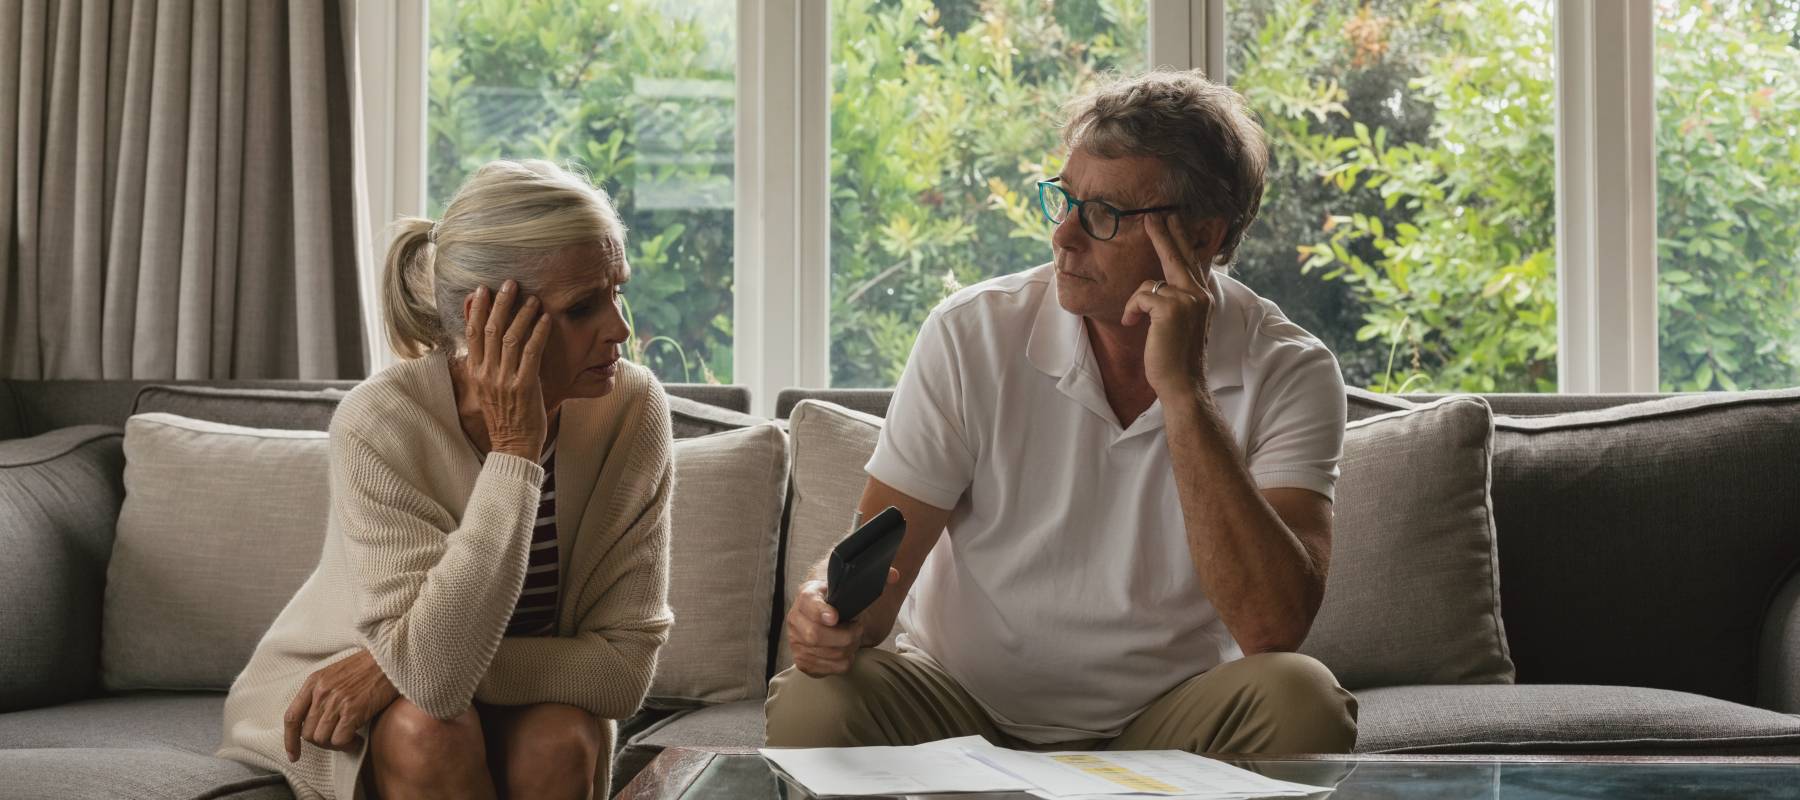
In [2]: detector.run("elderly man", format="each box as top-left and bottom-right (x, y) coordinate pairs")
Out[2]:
(766, 69), (1356, 754)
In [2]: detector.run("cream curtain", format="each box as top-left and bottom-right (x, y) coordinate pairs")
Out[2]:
(0, 0), (366, 380)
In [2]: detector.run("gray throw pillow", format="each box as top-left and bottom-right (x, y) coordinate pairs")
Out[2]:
(0, 426), (125, 711)
(777, 400), (898, 671)
(649, 423), (789, 708)
(1300, 395), (1516, 689)
(103, 413), (331, 691)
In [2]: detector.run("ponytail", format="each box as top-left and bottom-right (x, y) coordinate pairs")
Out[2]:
(379, 160), (628, 360)
(381, 217), (441, 359)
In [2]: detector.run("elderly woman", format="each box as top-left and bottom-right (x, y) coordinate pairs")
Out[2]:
(220, 160), (673, 800)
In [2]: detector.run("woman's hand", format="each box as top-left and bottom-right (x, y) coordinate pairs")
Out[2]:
(283, 649), (400, 761)
(465, 279), (552, 460)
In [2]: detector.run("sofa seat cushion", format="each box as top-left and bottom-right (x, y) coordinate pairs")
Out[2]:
(613, 700), (765, 794)
(0, 692), (232, 755)
(0, 749), (289, 800)
(1356, 684), (1800, 755)
(0, 692), (290, 799)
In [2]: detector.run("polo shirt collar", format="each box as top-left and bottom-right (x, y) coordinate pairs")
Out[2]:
(1026, 265), (1248, 392)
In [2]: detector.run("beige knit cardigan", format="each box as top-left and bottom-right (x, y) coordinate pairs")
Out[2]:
(219, 352), (674, 800)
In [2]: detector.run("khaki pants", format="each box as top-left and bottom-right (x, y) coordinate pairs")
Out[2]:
(765, 649), (1358, 754)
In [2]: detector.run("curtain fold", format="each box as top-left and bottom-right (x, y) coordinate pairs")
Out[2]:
(2, 0), (366, 380)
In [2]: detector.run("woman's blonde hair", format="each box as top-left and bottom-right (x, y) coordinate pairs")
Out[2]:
(381, 159), (627, 359)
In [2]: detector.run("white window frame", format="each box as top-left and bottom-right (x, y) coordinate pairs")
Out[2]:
(735, 0), (830, 415)
(1555, 0), (1660, 393)
(356, 0), (429, 375)
(375, 0), (1670, 403)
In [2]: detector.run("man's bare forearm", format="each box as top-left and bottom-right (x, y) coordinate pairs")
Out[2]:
(1163, 388), (1323, 653)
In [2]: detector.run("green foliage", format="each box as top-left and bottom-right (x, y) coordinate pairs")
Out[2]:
(1233, 0), (1559, 393)
(1234, 0), (1800, 392)
(1653, 0), (1800, 391)
(429, 0), (735, 383)
(430, 0), (1800, 392)
(827, 0), (1145, 386)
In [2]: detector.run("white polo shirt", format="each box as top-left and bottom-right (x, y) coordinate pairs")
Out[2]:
(866, 263), (1346, 744)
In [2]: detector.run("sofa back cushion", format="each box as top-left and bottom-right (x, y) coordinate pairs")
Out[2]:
(650, 423), (789, 708)
(134, 385), (345, 431)
(1486, 390), (1800, 703)
(1300, 396), (1515, 689)
(0, 427), (125, 711)
(776, 400), (899, 671)
(0, 381), (21, 440)
(103, 413), (332, 691)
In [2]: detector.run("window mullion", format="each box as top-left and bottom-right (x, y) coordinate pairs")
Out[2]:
(736, 0), (828, 413)
(1555, 0), (1658, 393)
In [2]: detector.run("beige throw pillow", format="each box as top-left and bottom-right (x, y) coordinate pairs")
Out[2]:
(1299, 395), (1516, 689)
(649, 423), (789, 708)
(777, 400), (899, 671)
(103, 413), (331, 691)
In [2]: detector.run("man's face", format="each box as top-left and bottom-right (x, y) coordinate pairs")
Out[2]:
(1050, 150), (1203, 322)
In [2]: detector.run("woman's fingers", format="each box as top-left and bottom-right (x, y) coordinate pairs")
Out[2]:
(518, 311), (551, 382)
(328, 705), (363, 751)
(484, 280), (517, 372)
(499, 295), (540, 378)
(307, 697), (338, 751)
(465, 286), (490, 370)
(282, 678), (314, 761)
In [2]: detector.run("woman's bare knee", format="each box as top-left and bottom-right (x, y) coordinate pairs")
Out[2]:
(499, 704), (602, 795)
(370, 698), (489, 793)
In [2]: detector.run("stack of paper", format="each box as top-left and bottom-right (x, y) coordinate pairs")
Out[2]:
(759, 736), (1332, 799)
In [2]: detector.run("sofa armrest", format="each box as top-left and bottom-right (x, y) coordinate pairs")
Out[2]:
(0, 426), (125, 712)
(1760, 566), (1800, 714)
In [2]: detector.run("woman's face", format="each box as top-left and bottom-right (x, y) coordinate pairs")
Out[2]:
(527, 240), (633, 406)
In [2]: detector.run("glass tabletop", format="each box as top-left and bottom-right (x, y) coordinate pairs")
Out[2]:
(663, 753), (1800, 800)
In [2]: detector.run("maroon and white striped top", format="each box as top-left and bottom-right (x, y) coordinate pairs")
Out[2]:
(506, 442), (559, 637)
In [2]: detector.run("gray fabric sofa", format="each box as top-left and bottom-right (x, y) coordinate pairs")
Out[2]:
(2, 377), (1797, 799)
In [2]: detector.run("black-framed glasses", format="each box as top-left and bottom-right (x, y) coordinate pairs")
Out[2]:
(1037, 176), (1180, 241)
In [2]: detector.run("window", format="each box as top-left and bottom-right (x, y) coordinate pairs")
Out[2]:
(1654, 0), (1800, 391)
(826, 0), (1148, 387)
(386, 0), (1800, 400)
(428, 0), (736, 383)
(1228, 0), (1558, 393)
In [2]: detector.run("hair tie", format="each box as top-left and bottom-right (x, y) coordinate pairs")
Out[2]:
(426, 221), (438, 244)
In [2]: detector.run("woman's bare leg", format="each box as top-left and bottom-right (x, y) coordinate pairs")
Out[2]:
(367, 698), (497, 800)
(484, 703), (604, 800)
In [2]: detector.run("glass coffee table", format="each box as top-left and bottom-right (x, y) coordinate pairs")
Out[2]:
(615, 747), (1800, 799)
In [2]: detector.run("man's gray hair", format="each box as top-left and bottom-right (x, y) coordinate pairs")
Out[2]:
(1060, 69), (1269, 267)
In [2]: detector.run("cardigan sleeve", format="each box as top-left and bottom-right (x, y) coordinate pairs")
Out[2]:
(475, 385), (675, 718)
(333, 429), (546, 720)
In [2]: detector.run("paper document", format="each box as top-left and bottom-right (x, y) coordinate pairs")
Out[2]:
(959, 738), (1327, 798)
(762, 736), (1332, 799)
(760, 737), (1034, 796)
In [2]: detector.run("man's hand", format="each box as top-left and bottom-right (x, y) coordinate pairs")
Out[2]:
(785, 570), (899, 678)
(283, 649), (400, 762)
(1125, 212), (1220, 401)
